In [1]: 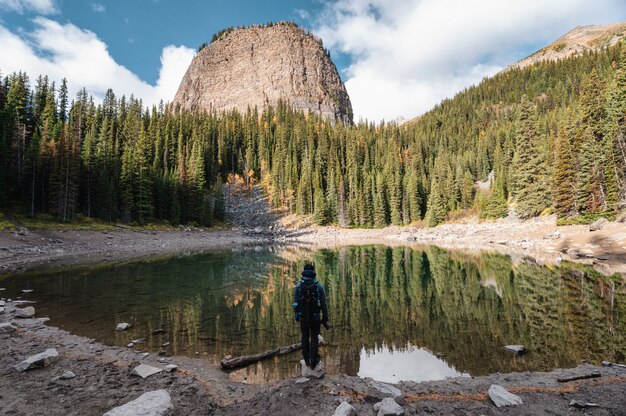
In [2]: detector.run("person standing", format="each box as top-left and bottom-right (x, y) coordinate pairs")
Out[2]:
(293, 263), (328, 369)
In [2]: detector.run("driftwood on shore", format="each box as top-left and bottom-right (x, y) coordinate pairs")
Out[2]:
(557, 371), (601, 383)
(220, 335), (323, 370)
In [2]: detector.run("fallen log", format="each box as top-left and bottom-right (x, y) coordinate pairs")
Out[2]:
(557, 371), (601, 383)
(220, 335), (323, 370)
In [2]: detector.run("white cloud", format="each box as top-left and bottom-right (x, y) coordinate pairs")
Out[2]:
(91, 3), (105, 13)
(0, 0), (56, 14)
(0, 17), (194, 107)
(314, 0), (626, 122)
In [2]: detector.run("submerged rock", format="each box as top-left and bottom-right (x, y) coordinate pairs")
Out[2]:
(333, 401), (357, 416)
(14, 306), (35, 318)
(488, 384), (523, 408)
(116, 322), (131, 331)
(131, 364), (162, 379)
(300, 360), (324, 379)
(103, 389), (173, 416)
(14, 348), (59, 372)
(374, 397), (405, 416)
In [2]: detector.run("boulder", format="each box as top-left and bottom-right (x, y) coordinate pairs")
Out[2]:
(15, 306), (35, 318)
(370, 380), (402, 398)
(589, 218), (609, 231)
(103, 390), (173, 416)
(60, 371), (76, 379)
(504, 345), (526, 355)
(333, 401), (357, 416)
(131, 364), (162, 379)
(488, 384), (523, 408)
(300, 360), (324, 379)
(14, 348), (59, 372)
(0, 322), (16, 333)
(373, 397), (404, 416)
(116, 322), (131, 331)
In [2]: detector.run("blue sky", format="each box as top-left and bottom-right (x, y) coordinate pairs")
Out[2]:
(1, 0), (625, 121)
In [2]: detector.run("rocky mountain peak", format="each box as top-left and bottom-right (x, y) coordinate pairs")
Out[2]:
(506, 21), (626, 71)
(171, 22), (353, 123)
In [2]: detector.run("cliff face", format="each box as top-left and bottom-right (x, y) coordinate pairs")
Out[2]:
(506, 21), (626, 71)
(172, 23), (353, 124)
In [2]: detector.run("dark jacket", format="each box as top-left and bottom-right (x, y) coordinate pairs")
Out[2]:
(293, 269), (328, 322)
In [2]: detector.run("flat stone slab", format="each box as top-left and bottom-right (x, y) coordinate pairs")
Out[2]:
(504, 345), (526, 355)
(374, 397), (405, 415)
(104, 389), (173, 416)
(333, 401), (357, 416)
(131, 364), (162, 379)
(370, 380), (402, 397)
(14, 306), (35, 318)
(116, 322), (131, 331)
(14, 348), (59, 372)
(300, 360), (324, 379)
(488, 384), (523, 408)
(0, 322), (17, 333)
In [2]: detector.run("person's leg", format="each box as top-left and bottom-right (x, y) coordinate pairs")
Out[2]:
(300, 320), (310, 365)
(309, 320), (321, 368)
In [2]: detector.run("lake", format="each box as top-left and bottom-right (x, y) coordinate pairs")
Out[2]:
(1, 245), (624, 384)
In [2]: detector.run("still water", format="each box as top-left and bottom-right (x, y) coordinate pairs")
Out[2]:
(1, 245), (624, 384)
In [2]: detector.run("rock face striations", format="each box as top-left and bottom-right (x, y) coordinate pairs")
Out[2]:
(172, 23), (353, 123)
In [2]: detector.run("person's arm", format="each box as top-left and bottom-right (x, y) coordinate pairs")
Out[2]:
(318, 282), (328, 323)
(293, 283), (300, 321)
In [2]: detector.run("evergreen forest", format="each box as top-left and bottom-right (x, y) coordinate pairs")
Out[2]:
(0, 41), (625, 227)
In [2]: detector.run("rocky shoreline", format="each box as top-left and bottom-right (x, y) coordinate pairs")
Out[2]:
(1, 300), (625, 415)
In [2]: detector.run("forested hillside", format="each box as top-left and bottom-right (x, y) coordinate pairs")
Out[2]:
(0, 42), (625, 227)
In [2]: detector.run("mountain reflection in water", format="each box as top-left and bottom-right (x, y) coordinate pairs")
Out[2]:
(1, 245), (624, 384)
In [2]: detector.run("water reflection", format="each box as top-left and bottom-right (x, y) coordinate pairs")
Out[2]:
(1, 245), (624, 384)
(357, 344), (469, 383)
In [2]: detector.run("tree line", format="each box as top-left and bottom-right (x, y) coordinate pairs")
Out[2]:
(1, 41), (625, 227)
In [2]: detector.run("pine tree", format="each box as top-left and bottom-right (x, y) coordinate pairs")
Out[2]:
(425, 179), (446, 227)
(511, 96), (551, 218)
(552, 121), (578, 218)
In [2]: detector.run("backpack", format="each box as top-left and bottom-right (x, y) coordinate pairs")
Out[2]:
(297, 280), (321, 322)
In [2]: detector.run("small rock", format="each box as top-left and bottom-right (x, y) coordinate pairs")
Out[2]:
(295, 377), (310, 384)
(116, 322), (131, 331)
(504, 345), (526, 355)
(566, 248), (581, 259)
(370, 380), (402, 398)
(0, 322), (17, 333)
(152, 328), (165, 335)
(332, 401), (357, 416)
(127, 343), (135, 348)
(14, 348), (59, 372)
(103, 389), (173, 416)
(131, 364), (162, 379)
(161, 342), (170, 347)
(329, 388), (339, 396)
(602, 361), (612, 367)
(616, 212), (626, 223)
(589, 218), (609, 231)
(164, 364), (178, 373)
(569, 400), (600, 408)
(60, 371), (76, 379)
(142, 352), (150, 358)
(14, 306), (35, 318)
(0, 300), (6, 307)
(488, 384), (523, 408)
(300, 360), (325, 379)
(21, 289), (34, 294)
(374, 397), (405, 416)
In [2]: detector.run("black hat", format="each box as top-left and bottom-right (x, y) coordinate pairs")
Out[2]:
(303, 263), (315, 271)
